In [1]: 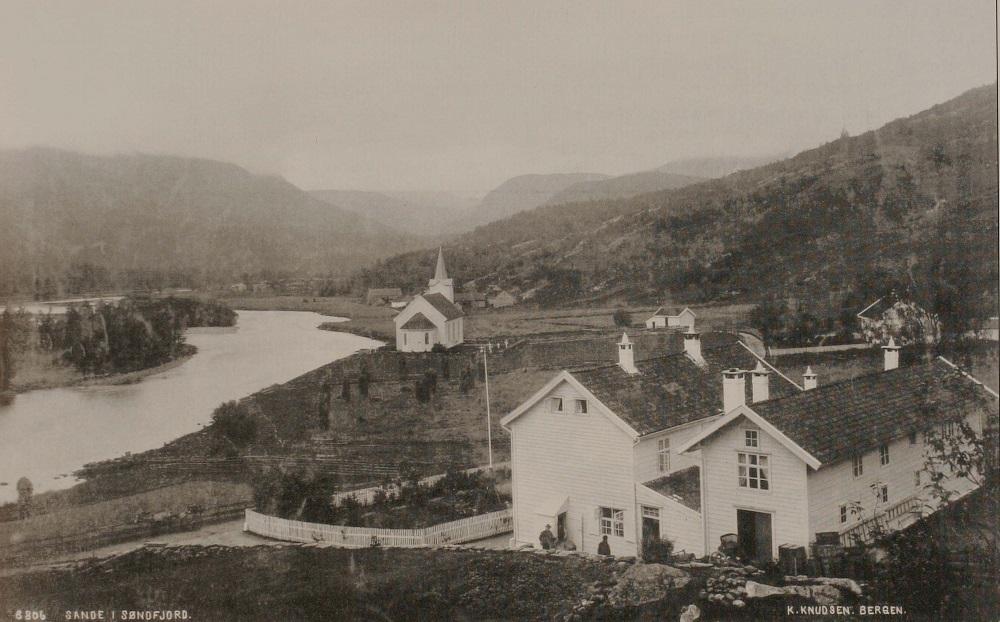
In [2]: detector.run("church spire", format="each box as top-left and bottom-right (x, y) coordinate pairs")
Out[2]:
(434, 247), (448, 280)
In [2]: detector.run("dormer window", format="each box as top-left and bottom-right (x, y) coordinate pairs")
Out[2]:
(744, 429), (759, 448)
(550, 397), (564, 413)
(574, 399), (588, 414)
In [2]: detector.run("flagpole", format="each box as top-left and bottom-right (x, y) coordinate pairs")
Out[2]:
(483, 345), (493, 470)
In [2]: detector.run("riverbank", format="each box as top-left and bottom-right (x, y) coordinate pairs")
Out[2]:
(10, 345), (198, 395)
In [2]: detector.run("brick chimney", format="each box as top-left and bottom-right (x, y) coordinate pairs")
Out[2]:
(683, 327), (704, 366)
(803, 366), (818, 390)
(882, 336), (900, 371)
(618, 332), (638, 374)
(722, 368), (746, 412)
(751, 360), (770, 403)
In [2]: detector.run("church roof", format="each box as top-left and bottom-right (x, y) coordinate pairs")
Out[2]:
(434, 247), (448, 281)
(400, 313), (437, 330)
(423, 293), (464, 320)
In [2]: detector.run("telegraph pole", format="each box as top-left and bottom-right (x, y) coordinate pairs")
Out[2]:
(482, 345), (493, 470)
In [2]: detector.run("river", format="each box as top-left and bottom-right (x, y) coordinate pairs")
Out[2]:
(0, 310), (381, 503)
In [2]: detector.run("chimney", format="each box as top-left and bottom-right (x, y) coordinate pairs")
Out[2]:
(683, 327), (704, 366)
(882, 336), (900, 371)
(802, 366), (818, 390)
(722, 368), (746, 412)
(751, 360), (770, 403)
(618, 332), (638, 374)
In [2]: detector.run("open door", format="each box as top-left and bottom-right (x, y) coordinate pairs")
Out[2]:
(737, 509), (773, 563)
(556, 511), (567, 543)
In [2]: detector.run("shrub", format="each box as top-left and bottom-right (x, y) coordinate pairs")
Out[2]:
(612, 308), (631, 328)
(211, 400), (257, 448)
(642, 536), (674, 563)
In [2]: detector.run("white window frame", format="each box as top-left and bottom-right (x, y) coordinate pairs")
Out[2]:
(852, 454), (864, 478)
(599, 506), (625, 537)
(913, 471), (921, 487)
(550, 397), (564, 413)
(657, 437), (670, 473)
(878, 484), (888, 504)
(839, 505), (847, 524)
(424, 332), (429, 345)
(879, 443), (890, 466)
(641, 506), (660, 519)
(574, 399), (588, 414)
(744, 429), (759, 448)
(737, 452), (770, 491)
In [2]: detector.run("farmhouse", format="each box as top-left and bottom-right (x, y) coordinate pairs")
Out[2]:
(857, 295), (940, 345)
(503, 332), (997, 562)
(454, 291), (488, 312)
(393, 249), (465, 352)
(501, 329), (800, 557)
(645, 306), (696, 330)
(488, 290), (517, 309)
(366, 287), (404, 306)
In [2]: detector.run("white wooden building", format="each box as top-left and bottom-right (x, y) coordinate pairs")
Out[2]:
(393, 249), (465, 352)
(503, 332), (997, 561)
(645, 306), (696, 330)
(501, 330), (799, 557)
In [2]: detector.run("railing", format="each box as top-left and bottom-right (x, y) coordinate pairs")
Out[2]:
(839, 496), (922, 546)
(244, 508), (512, 548)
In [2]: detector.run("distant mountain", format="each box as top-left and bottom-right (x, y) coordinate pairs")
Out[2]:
(475, 173), (610, 222)
(655, 154), (790, 179)
(0, 149), (425, 295)
(545, 170), (702, 205)
(310, 189), (475, 236)
(355, 84), (998, 323)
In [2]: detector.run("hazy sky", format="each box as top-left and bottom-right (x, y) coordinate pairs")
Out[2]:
(1, 1), (996, 196)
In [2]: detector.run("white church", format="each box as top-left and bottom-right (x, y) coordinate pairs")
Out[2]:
(393, 248), (465, 352)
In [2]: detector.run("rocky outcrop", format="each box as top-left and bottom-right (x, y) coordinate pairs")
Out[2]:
(607, 563), (691, 607)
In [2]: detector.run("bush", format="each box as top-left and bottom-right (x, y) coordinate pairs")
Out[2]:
(211, 400), (257, 448)
(612, 308), (631, 328)
(431, 343), (447, 353)
(642, 536), (674, 563)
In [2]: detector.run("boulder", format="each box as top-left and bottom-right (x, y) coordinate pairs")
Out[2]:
(608, 563), (692, 607)
(679, 603), (700, 622)
(744, 581), (843, 606)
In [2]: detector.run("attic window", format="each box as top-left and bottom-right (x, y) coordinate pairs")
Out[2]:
(852, 454), (864, 478)
(744, 429), (759, 448)
(550, 397), (564, 413)
(574, 399), (588, 414)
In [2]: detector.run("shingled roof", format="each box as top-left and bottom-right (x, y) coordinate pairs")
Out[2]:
(644, 466), (701, 511)
(400, 313), (436, 330)
(422, 293), (464, 320)
(570, 342), (799, 436)
(750, 359), (998, 466)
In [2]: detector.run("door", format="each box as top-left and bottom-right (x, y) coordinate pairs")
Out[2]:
(556, 512), (567, 543)
(737, 509), (773, 562)
(642, 516), (660, 545)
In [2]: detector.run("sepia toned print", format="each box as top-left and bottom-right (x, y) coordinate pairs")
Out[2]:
(0, 1), (997, 620)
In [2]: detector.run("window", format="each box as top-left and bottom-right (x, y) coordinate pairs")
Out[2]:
(641, 506), (660, 519)
(852, 454), (864, 478)
(403, 333), (407, 345)
(879, 444), (890, 466)
(879, 485), (888, 504)
(657, 438), (670, 473)
(914, 471), (921, 487)
(574, 399), (588, 414)
(737, 453), (770, 490)
(599, 507), (625, 537)
(908, 431), (917, 445)
(550, 397), (564, 413)
(839, 505), (848, 524)
(424, 332), (429, 345)
(744, 429), (759, 448)
(943, 421), (956, 437)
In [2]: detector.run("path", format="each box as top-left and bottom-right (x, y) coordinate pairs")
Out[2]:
(1, 518), (513, 577)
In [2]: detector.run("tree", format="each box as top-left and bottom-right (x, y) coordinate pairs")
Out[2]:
(750, 297), (787, 347)
(210, 400), (257, 449)
(612, 308), (631, 328)
(358, 366), (371, 398)
(341, 377), (352, 402)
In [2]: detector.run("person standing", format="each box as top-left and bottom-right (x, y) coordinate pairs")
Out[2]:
(539, 524), (555, 550)
(597, 535), (611, 556)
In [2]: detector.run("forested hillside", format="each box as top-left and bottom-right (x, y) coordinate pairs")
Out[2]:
(0, 149), (425, 296)
(355, 84), (999, 328)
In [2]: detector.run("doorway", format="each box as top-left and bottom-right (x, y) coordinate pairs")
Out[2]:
(556, 511), (567, 543)
(736, 509), (773, 562)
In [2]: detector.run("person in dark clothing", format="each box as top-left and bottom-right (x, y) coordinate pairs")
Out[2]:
(539, 524), (555, 549)
(597, 535), (611, 556)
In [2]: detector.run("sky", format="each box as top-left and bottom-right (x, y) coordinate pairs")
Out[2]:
(1, 1), (996, 196)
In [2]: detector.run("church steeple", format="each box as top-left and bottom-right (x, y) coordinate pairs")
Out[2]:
(427, 247), (455, 302)
(434, 247), (448, 281)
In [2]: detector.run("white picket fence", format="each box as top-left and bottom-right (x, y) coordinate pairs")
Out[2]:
(244, 507), (512, 548)
(330, 462), (511, 507)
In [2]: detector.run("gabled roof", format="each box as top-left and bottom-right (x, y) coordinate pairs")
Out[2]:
(649, 306), (696, 318)
(644, 466), (701, 511)
(422, 292), (464, 320)
(400, 313), (436, 330)
(682, 358), (998, 468)
(567, 342), (800, 436)
(454, 292), (487, 302)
